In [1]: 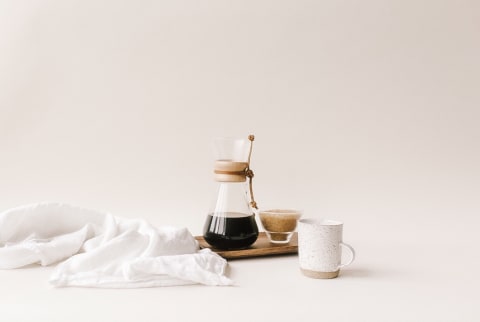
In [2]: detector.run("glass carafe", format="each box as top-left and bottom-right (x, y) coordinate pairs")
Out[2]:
(203, 136), (259, 250)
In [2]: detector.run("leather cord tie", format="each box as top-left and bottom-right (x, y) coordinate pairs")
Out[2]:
(246, 135), (258, 210)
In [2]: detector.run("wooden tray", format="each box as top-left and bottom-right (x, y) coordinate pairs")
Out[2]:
(195, 232), (298, 259)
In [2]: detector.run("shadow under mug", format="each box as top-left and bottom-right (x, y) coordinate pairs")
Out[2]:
(298, 218), (355, 279)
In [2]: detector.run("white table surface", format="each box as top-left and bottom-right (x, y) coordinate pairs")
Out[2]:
(1, 216), (478, 322)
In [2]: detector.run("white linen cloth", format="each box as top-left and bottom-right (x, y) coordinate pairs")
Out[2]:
(0, 202), (233, 287)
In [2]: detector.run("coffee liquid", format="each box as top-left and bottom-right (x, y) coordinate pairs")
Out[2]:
(203, 212), (259, 250)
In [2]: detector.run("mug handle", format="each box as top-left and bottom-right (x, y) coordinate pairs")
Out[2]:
(339, 242), (355, 268)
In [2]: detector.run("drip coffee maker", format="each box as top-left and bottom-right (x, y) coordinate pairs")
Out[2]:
(203, 135), (259, 250)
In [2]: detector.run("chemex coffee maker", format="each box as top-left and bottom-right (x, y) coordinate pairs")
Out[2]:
(203, 135), (259, 250)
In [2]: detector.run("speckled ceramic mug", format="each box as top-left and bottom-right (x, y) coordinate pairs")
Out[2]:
(298, 219), (355, 279)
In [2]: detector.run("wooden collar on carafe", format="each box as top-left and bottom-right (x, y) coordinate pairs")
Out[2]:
(213, 134), (258, 209)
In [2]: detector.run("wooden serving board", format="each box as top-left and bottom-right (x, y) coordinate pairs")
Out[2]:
(195, 232), (298, 259)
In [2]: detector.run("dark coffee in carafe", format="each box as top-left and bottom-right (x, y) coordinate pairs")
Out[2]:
(203, 213), (258, 250)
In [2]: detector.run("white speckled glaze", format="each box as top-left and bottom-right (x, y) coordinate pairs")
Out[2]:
(298, 219), (355, 276)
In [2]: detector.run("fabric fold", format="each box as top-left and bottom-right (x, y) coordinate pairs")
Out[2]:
(0, 202), (233, 287)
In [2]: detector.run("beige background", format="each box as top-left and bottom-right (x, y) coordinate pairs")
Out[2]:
(1, 0), (479, 321)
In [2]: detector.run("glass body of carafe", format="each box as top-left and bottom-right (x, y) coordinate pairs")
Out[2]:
(202, 137), (259, 250)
